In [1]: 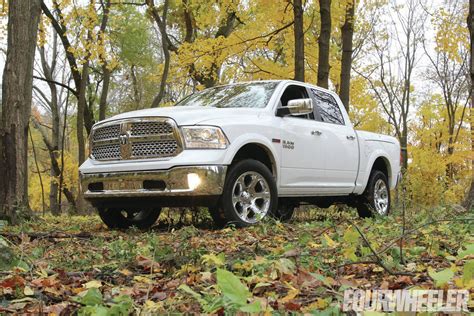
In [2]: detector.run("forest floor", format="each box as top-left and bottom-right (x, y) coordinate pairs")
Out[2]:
(0, 206), (472, 314)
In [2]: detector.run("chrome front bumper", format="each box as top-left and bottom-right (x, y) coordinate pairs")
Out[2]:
(80, 165), (227, 199)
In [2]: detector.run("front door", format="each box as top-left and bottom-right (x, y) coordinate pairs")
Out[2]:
(278, 84), (327, 195)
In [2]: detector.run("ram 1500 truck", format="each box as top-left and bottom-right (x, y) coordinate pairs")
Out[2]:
(79, 80), (401, 229)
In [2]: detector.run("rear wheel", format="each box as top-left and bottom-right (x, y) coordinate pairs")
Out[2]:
(211, 159), (278, 227)
(98, 207), (161, 230)
(357, 170), (390, 218)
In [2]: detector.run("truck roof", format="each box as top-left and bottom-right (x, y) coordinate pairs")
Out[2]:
(212, 79), (333, 95)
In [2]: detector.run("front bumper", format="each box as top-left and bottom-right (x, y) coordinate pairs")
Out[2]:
(80, 165), (227, 199)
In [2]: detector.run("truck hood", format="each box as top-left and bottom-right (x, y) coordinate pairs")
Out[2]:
(97, 106), (264, 126)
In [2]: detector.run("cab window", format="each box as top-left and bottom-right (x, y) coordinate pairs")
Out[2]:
(310, 89), (345, 125)
(279, 85), (314, 120)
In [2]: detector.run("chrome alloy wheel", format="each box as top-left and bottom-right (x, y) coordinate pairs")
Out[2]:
(231, 171), (271, 223)
(373, 179), (389, 215)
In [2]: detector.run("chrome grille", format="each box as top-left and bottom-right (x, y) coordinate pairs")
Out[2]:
(131, 141), (178, 158)
(91, 144), (121, 160)
(131, 121), (173, 136)
(90, 118), (182, 161)
(92, 124), (120, 142)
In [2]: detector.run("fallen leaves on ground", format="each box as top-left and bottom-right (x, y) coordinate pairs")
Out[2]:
(0, 207), (472, 314)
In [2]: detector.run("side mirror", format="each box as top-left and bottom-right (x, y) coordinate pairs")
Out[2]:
(277, 98), (314, 117)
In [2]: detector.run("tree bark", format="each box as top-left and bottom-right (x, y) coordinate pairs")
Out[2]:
(77, 60), (89, 167)
(464, 0), (474, 210)
(293, 0), (305, 82)
(0, 0), (41, 224)
(339, 0), (356, 112)
(98, 0), (111, 120)
(317, 0), (331, 89)
(99, 66), (110, 121)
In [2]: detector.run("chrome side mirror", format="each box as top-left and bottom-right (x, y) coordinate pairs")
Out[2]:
(277, 98), (314, 116)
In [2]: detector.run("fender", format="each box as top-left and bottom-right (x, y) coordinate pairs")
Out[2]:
(353, 150), (392, 195)
(223, 133), (280, 177)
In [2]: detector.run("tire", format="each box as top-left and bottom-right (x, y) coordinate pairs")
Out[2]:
(98, 207), (161, 230)
(357, 170), (390, 218)
(213, 159), (278, 227)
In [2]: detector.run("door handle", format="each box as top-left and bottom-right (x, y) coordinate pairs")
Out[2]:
(347, 135), (356, 140)
(311, 130), (322, 136)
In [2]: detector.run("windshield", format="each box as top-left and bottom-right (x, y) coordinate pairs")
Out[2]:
(176, 82), (278, 108)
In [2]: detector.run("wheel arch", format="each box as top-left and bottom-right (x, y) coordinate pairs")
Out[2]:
(370, 156), (392, 185)
(226, 142), (278, 179)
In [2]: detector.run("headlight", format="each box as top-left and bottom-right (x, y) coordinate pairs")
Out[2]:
(181, 126), (229, 149)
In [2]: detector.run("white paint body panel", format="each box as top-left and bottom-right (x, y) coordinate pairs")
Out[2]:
(79, 80), (401, 197)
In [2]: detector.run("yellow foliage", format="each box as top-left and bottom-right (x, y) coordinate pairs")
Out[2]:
(432, 5), (469, 63)
(407, 96), (471, 206)
(28, 133), (79, 212)
(349, 77), (391, 133)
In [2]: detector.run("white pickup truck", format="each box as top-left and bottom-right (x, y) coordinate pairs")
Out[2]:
(79, 80), (401, 229)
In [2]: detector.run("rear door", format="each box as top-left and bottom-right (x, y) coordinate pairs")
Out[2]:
(308, 88), (359, 194)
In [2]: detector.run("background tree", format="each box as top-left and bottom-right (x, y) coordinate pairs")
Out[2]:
(0, 0), (42, 223)
(339, 0), (356, 111)
(36, 38), (61, 215)
(293, 0), (305, 82)
(146, 0), (172, 107)
(317, 0), (331, 88)
(356, 0), (427, 169)
(424, 2), (469, 180)
(464, 0), (474, 209)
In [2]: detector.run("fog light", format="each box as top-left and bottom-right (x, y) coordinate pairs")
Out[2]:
(187, 173), (201, 190)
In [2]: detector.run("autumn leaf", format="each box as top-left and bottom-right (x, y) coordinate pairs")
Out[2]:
(216, 269), (251, 305)
(428, 268), (455, 287)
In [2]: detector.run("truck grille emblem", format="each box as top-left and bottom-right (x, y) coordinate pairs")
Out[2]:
(119, 134), (129, 145)
(119, 123), (132, 159)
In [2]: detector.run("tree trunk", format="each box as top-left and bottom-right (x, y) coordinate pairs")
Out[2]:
(76, 60), (89, 214)
(39, 44), (61, 216)
(98, 0), (111, 120)
(130, 65), (141, 108)
(317, 0), (331, 89)
(77, 61), (89, 166)
(401, 124), (408, 170)
(293, 0), (305, 82)
(99, 66), (110, 121)
(339, 0), (355, 112)
(147, 0), (171, 108)
(463, 0), (474, 210)
(0, 0), (41, 224)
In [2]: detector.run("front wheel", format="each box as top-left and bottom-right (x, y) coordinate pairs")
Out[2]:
(356, 170), (390, 218)
(98, 207), (161, 230)
(212, 159), (278, 227)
